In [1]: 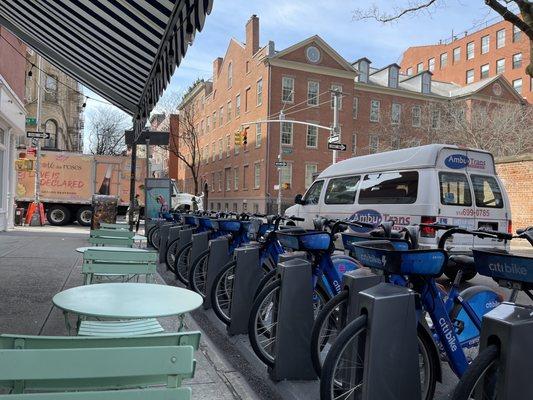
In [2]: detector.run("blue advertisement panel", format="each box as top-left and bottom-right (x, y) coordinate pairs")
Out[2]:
(144, 178), (171, 220)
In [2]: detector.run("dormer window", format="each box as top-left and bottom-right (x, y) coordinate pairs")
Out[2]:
(388, 66), (399, 88)
(358, 60), (369, 83)
(422, 72), (431, 94)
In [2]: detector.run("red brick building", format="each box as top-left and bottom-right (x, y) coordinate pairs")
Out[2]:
(171, 15), (525, 213)
(401, 19), (532, 102)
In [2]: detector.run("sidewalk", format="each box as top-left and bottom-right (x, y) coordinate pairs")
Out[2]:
(0, 225), (260, 400)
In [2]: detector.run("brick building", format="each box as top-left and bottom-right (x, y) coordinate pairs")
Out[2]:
(400, 18), (532, 103)
(171, 15), (525, 213)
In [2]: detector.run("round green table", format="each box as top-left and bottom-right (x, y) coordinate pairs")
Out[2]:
(76, 246), (152, 253)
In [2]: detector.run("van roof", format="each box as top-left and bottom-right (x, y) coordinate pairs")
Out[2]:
(318, 144), (491, 178)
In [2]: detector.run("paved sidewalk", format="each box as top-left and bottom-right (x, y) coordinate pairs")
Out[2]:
(0, 225), (259, 400)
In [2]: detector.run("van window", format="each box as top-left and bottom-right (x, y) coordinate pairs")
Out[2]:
(439, 172), (472, 206)
(325, 176), (360, 204)
(471, 175), (504, 208)
(358, 171), (418, 204)
(302, 180), (324, 205)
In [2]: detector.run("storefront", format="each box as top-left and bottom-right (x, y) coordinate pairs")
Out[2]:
(0, 75), (26, 231)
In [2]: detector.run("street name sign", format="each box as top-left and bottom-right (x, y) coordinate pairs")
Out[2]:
(282, 147), (293, 155)
(328, 142), (347, 151)
(328, 135), (340, 144)
(275, 161), (288, 167)
(26, 131), (50, 139)
(26, 117), (37, 125)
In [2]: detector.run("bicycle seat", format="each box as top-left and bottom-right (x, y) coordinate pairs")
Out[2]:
(448, 254), (476, 270)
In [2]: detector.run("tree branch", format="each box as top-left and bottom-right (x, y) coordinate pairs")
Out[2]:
(485, 0), (533, 39)
(354, 0), (438, 22)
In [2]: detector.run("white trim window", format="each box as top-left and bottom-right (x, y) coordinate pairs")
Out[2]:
(257, 78), (263, 106)
(306, 124), (318, 148)
(513, 78), (522, 94)
(219, 106), (224, 126)
(496, 29), (505, 48)
(218, 138), (223, 160)
(211, 142), (216, 162)
(253, 162), (261, 189)
(466, 69), (474, 84)
(453, 47), (461, 63)
(282, 76), (294, 103)
(307, 80), (319, 106)
(352, 97), (358, 119)
(281, 121), (293, 146)
(225, 168), (232, 191)
(481, 35), (490, 54)
(440, 52), (448, 69)
(480, 64), (489, 79)
(412, 106), (421, 127)
(496, 58), (505, 74)
(255, 123), (262, 148)
(351, 132), (357, 155)
(212, 111), (216, 129)
(234, 167), (239, 190)
(305, 163), (318, 189)
(227, 101), (232, 122)
(467, 42), (475, 60)
(226, 134), (231, 157)
(431, 108), (441, 130)
(428, 57), (435, 72)
(391, 103), (401, 125)
(370, 100), (380, 122)
(513, 53), (522, 69)
(417, 62), (423, 73)
(280, 164), (292, 188)
(369, 134), (379, 154)
(235, 94), (241, 116)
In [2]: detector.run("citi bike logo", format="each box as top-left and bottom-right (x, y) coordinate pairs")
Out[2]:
(488, 262), (528, 276)
(439, 318), (458, 352)
(350, 209), (382, 225)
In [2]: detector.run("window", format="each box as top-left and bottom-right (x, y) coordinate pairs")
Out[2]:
(236, 94), (241, 116)
(352, 97), (358, 119)
(406, 67), (413, 76)
(212, 111), (216, 129)
(325, 176), (360, 205)
(218, 171), (222, 191)
(480, 64), (489, 79)
(466, 69), (474, 84)
(431, 108), (440, 129)
(218, 138), (223, 160)
(255, 123), (262, 148)
(224, 203), (229, 211)
(234, 167), (239, 190)
(472, 175), (505, 209)
(305, 164), (318, 189)
(453, 47), (461, 63)
(254, 163), (261, 189)
(513, 25), (521, 42)
(281, 121), (293, 145)
(227, 101), (232, 122)
(389, 67), (399, 88)
(440, 52), (448, 69)
(370, 100), (380, 122)
(44, 75), (58, 102)
(481, 35), (490, 54)
(280, 164), (292, 188)
(428, 57), (435, 72)
(412, 106), (421, 127)
(422, 73), (431, 94)
(253, 203), (259, 213)
(233, 203), (238, 212)
(243, 165), (248, 189)
(359, 171), (418, 204)
(496, 58), (505, 74)
(369, 134), (379, 154)
(307, 81), (319, 106)
(358, 60), (369, 82)
(417, 62), (423, 73)
(211, 142), (216, 162)
(439, 172), (472, 206)
(512, 53), (522, 69)
(227, 62), (233, 88)
(302, 180), (324, 205)
(306, 124), (318, 148)
(219, 106), (224, 125)
(513, 78), (522, 95)
(467, 42), (474, 60)
(226, 134), (231, 157)
(225, 168), (231, 191)
(351, 133), (357, 155)
(43, 120), (58, 148)
(282, 76), (294, 103)
(257, 79), (263, 106)
(210, 173), (215, 191)
(496, 29), (505, 48)
(331, 84), (342, 109)
(206, 116), (210, 132)
(391, 103), (401, 125)
(245, 88), (250, 112)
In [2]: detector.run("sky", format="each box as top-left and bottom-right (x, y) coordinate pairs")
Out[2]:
(82, 0), (510, 148)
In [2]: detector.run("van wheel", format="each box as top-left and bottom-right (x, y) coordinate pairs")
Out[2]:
(47, 205), (71, 226)
(76, 207), (92, 226)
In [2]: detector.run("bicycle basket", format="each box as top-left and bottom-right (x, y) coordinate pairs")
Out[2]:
(218, 219), (242, 232)
(198, 217), (217, 230)
(258, 223), (275, 237)
(183, 215), (198, 226)
(473, 249), (533, 285)
(341, 232), (409, 251)
(352, 241), (446, 276)
(276, 230), (331, 251)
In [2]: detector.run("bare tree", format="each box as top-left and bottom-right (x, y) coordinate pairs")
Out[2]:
(353, 0), (533, 77)
(151, 89), (182, 130)
(86, 105), (131, 155)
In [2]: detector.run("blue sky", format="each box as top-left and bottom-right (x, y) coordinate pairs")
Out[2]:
(83, 0), (507, 144)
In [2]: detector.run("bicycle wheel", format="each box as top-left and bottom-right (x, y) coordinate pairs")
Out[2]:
(165, 238), (179, 271)
(320, 315), (437, 400)
(451, 345), (499, 400)
(147, 225), (158, 247)
(152, 228), (161, 250)
(188, 249), (211, 296)
(248, 279), (329, 367)
(311, 289), (348, 376)
(253, 268), (277, 300)
(174, 243), (192, 284)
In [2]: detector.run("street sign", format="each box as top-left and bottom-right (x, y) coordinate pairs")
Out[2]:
(282, 147), (292, 155)
(328, 135), (340, 144)
(26, 117), (37, 125)
(275, 161), (288, 167)
(26, 131), (50, 139)
(328, 142), (347, 151)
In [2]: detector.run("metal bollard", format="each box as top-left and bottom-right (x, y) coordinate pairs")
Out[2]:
(158, 223), (173, 264)
(269, 258), (316, 381)
(227, 246), (262, 335)
(176, 228), (193, 257)
(190, 231), (210, 267)
(343, 269), (384, 327)
(203, 237), (230, 310)
(475, 302), (533, 400)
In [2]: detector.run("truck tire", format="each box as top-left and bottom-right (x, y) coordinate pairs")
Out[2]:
(76, 207), (92, 226)
(47, 205), (71, 226)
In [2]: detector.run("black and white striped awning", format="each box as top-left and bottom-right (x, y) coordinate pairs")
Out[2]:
(0, 0), (213, 136)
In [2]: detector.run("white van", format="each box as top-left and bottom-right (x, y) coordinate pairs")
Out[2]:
(285, 144), (511, 253)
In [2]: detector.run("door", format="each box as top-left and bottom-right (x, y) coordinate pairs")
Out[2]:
(298, 179), (324, 228)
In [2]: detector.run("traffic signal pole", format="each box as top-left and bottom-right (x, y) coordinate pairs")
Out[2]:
(34, 54), (43, 204)
(332, 90), (340, 165)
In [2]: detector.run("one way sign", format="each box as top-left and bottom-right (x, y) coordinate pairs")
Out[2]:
(327, 142), (347, 151)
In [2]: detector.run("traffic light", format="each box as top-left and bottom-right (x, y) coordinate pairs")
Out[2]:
(242, 127), (248, 146)
(282, 182), (290, 190)
(234, 131), (242, 146)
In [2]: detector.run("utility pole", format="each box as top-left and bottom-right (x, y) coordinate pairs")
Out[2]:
(331, 90), (340, 164)
(277, 111), (285, 215)
(34, 54), (43, 204)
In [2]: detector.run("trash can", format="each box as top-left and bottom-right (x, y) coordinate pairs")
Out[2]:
(14, 207), (25, 226)
(91, 195), (118, 230)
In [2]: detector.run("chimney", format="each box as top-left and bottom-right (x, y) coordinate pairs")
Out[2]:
(246, 15), (259, 56)
(213, 57), (223, 83)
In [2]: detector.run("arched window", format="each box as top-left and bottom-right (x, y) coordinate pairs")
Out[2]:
(227, 62), (233, 88)
(44, 119), (58, 149)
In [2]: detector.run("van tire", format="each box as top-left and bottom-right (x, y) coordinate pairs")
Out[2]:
(76, 207), (92, 226)
(46, 205), (71, 226)
(444, 263), (477, 282)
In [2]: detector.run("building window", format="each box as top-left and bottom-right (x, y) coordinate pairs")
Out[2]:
(412, 106), (421, 127)
(467, 42), (474, 60)
(219, 106), (224, 125)
(331, 84), (342, 109)
(282, 76), (294, 103)
(512, 53), (522, 69)
(422, 73), (431, 94)
(280, 164), (292, 188)
(212, 111), (217, 129)
(245, 88), (251, 112)
(234, 167), (239, 190)
(225, 168), (232, 191)
(513, 25), (521, 42)
(306, 124), (318, 148)
(370, 100), (380, 122)
(254, 163), (261, 189)
(218, 171), (222, 192)
(496, 58), (505, 74)
(211, 142), (216, 162)
(431, 108), (440, 129)
(496, 29), (505, 48)
(257, 78), (263, 106)
(218, 138), (223, 160)
(480, 64), (489, 79)
(453, 47), (461, 63)
(513, 78), (522, 95)
(352, 97), (358, 119)
(211, 172), (215, 192)
(43, 119), (58, 148)
(44, 75), (58, 102)
(389, 67), (399, 88)
(206, 116), (210, 132)
(227, 62), (233, 88)
(226, 134), (231, 157)
(305, 164), (318, 189)
(391, 103), (401, 125)
(358, 60), (369, 82)
(227, 101), (232, 122)
(281, 121), (293, 145)
(428, 57), (435, 72)
(417, 62), (423, 73)
(369, 134), (379, 154)
(351, 133), (357, 155)
(255, 123), (262, 147)
(440, 52), (447, 69)
(406, 67), (413, 76)
(466, 69), (474, 84)
(243, 165), (248, 190)
(236, 94), (241, 116)
(481, 35), (490, 54)
(307, 81), (319, 106)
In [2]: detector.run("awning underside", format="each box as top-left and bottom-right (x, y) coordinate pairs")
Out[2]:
(0, 0), (212, 134)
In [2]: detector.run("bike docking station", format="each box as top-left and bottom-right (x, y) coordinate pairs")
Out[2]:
(342, 268), (384, 327)
(157, 222), (174, 263)
(204, 236), (231, 310)
(269, 256), (317, 381)
(176, 227), (193, 256)
(227, 245), (262, 335)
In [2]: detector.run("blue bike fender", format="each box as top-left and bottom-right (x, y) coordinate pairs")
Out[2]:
(331, 255), (361, 275)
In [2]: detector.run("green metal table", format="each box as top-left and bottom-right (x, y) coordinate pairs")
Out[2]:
(76, 246), (153, 253)
(53, 283), (203, 333)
